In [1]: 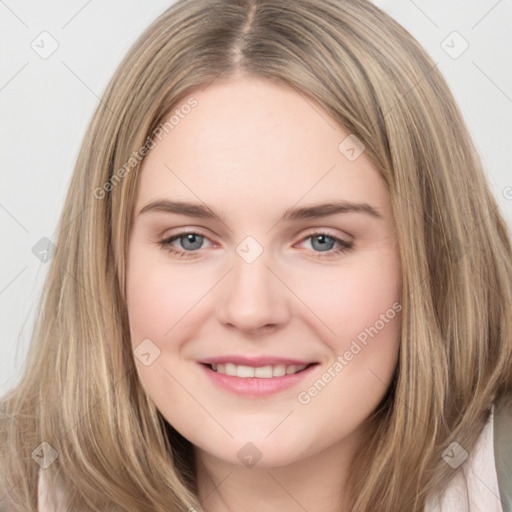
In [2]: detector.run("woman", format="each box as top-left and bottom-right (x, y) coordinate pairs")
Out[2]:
(1, 0), (511, 510)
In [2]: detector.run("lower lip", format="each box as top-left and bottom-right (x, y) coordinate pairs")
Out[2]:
(198, 363), (318, 396)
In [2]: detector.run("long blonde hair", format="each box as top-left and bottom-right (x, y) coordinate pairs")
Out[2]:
(1, 0), (512, 510)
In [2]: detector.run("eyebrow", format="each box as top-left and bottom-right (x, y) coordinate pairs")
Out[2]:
(138, 199), (383, 222)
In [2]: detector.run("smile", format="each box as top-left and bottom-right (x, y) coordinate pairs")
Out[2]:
(198, 358), (319, 396)
(210, 363), (309, 378)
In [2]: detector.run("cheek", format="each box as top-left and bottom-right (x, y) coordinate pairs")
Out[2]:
(291, 253), (401, 430)
(290, 251), (401, 350)
(126, 248), (202, 414)
(126, 248), (210, 344)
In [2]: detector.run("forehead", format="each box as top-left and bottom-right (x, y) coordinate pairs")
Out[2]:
(135, 76), (388, 215)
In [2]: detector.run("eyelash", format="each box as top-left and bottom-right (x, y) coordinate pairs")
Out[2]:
(158, 229), (354, 259)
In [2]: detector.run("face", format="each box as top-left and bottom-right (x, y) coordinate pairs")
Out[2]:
(126, 76), (401, 470)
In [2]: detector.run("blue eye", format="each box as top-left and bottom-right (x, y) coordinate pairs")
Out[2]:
(298, 233), (354, 257)
(159, 232), (210, 257)
(175, 233), (205, 251)
(309, 234), (336, 252)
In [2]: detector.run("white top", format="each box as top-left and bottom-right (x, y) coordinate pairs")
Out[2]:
(38, 408), (503, 511)
(425, 405), (503, 511)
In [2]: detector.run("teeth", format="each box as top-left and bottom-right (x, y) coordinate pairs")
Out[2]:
(211, 363), (308, 378)
(225, 363), (237, 376)
(254, 366), (272, 378)
(273, 364), (286, 377)
(236, 365), (254, 378)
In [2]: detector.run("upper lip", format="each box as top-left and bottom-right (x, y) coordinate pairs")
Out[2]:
(198, 355), (316, 367)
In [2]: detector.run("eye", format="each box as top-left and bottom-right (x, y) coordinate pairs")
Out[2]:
(297, 232), (354, 257)
(158, 231), (213, 258)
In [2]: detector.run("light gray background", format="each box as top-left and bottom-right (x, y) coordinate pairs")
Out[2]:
(1, 0), (511, 395)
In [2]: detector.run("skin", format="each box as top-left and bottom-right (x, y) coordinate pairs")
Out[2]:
(126, 76), (401, 512)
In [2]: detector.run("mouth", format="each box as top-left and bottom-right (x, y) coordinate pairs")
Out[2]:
(203, 362), (316, 378)
(198, 358), (319, 396)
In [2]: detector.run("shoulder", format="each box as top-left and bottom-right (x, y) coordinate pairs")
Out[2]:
(426, 402), (505, 512)
(494, 395), (512, 512)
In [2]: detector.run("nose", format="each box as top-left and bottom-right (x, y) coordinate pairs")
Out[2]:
(216, 250), (291, 334)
